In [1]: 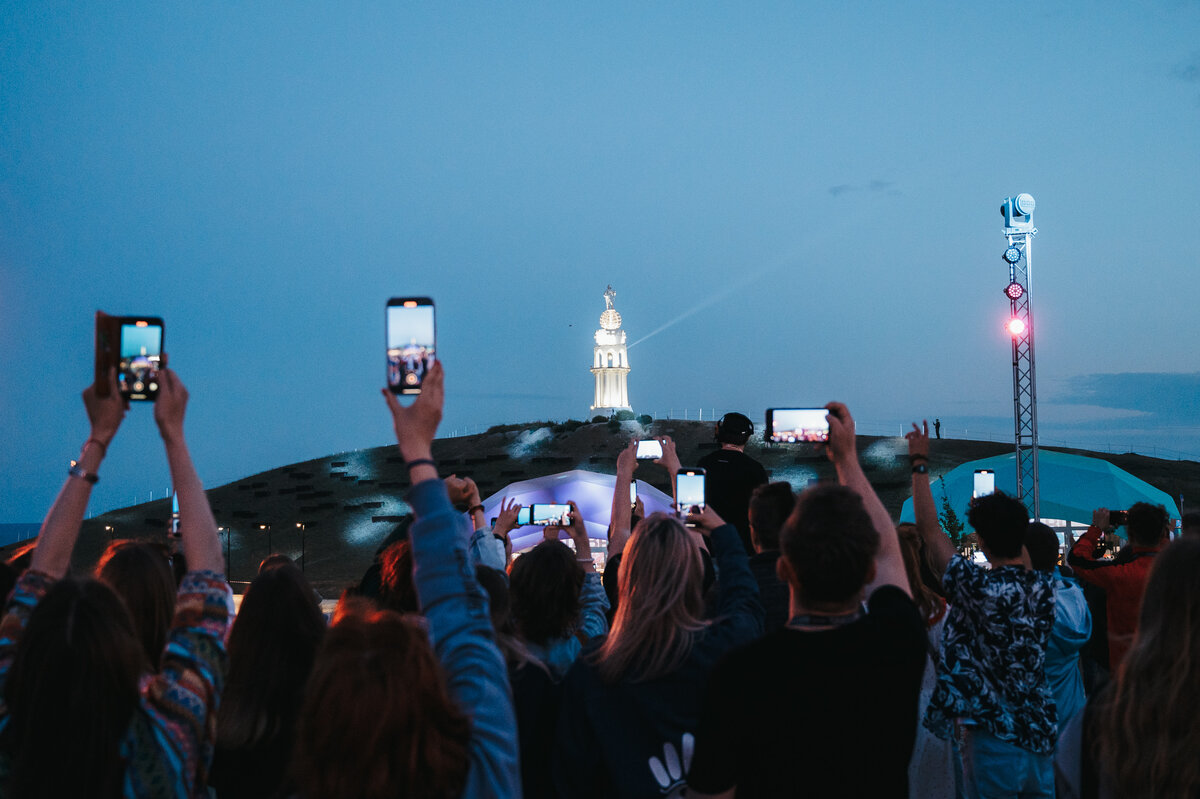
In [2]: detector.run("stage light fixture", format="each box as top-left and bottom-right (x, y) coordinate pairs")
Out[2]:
(1014, 193), (1036, 216)
(1004, 282), (1025, 300)
(1004, 246), (1022, 264)
(1007, 318), (1027, 337)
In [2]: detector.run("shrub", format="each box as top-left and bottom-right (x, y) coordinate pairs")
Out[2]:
(636, 414), (653, 425)
(591, 415), (607, 424)
(615, 410), (635, 421)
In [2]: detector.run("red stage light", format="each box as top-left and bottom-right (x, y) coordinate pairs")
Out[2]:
(1007, 318), (1027, 337)
(1004, 282), (1025, 300)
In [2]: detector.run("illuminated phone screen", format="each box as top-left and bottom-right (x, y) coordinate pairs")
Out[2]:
(119, 322), (163, 401)
(531, 504), (571, 525)
(387, 300), (435, 394)
(676, 472), (705, 511)
(973, 470), (995, 498)
(636, 440), (663, 459)
(517, 507), (531, 526)
(768, 408), (829, 443)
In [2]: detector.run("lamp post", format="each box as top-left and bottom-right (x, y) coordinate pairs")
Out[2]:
(104, 524), (115, 543)
(296, 522), (306, 573)
(259, 523), (272, 555)
(1000, 193), (1040, 520)
(218, 527), (230, 578)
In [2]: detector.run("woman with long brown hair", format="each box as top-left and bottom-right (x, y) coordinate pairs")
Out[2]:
(554, 433), (763, 798)
(1057, 537), (1200, 798)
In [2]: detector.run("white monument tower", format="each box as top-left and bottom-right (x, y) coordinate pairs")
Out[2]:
(590, 285), (632, 413)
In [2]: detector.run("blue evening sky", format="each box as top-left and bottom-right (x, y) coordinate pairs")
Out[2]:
(2, 2), (1199, 523)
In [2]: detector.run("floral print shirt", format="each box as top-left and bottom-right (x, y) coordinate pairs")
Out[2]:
(924, 555), (1057, 754)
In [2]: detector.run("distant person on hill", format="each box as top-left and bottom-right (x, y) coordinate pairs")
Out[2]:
(934, 418), (941, 439)
(687, 404), (925, 799)
(746, 481), (795, 634)
(698, 412), (768, 555)
(1069, 504), (1170, 670)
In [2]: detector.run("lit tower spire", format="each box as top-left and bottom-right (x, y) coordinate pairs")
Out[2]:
(590, 285), (632, 413)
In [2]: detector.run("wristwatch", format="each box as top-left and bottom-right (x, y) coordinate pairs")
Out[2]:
(912, 464), (929, 475)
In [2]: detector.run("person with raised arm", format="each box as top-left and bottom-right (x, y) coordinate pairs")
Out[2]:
(293, 361), (519, 798)
(687, 403), (926, 799)
(0, 364), (232, 798)
(920, 420), (1057, 798)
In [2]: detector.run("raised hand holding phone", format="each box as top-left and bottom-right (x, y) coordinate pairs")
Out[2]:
(382, 360), (444, 485)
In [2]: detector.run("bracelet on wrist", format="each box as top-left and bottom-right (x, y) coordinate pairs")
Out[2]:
(468, 504), (485, 515)
(912, 463), (929, 475)
(576, 556), (594, 563)
(68, 460), (100, 484)
(84, 438), (108, 458)
(908, 454), (929, 463)
(405, 458), (436, 471)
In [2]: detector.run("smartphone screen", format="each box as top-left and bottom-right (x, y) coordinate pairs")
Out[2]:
(766, 408), (829, 444)
(119, 319), (163, 401)
(675, 469), (706, 512)
(635, 439), (663, 460)
(531, 504), (572, 526)
(629, 480), (638, 509)
(386, 297), (436, 395)
(973, 469), (995, 498)
(517, 507), (531, 526)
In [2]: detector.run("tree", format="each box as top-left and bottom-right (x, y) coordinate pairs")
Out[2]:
(938, 482), (968, 550)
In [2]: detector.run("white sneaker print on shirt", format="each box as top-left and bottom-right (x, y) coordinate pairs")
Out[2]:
(648, 732), (694, 797)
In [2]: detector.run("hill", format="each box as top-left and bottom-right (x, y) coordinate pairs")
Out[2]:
(5, 420), (1199, 596)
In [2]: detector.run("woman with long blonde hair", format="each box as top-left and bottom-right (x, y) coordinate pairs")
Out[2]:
(554, 435), (763, 799)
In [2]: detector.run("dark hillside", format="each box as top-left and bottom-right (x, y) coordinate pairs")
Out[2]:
(6, 420), (1198, 597)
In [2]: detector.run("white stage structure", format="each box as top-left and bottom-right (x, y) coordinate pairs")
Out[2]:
(480, 469), (674, 553)
(590, 285), (632, 413)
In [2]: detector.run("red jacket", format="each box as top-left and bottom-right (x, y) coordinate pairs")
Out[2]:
(1070, 525), (1161, 668)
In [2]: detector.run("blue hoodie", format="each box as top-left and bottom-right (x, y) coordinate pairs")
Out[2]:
(1046, 570), (1092, 734)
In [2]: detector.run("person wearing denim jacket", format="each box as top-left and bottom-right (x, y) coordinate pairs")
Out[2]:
(383, 361), (521, 798)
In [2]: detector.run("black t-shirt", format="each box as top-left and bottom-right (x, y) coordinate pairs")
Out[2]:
(687, 586), (927, 798)
(696, 448), (768, 555)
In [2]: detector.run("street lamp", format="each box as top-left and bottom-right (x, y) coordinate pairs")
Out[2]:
(104, 524), (115, 543)
(259, 523), (272, 554)
(218, 527), (230, 578)
(296, 522), (306, 573)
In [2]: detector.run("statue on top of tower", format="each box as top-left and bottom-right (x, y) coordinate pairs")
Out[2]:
(604, 285), (616, 310)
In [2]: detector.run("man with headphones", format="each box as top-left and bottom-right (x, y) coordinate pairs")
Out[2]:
(698, 412), (769, 555)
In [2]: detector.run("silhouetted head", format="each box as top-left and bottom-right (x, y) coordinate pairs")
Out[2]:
(780, 483), (879, 607)
(96, 539), (177, 669)
(378, 539), (419, 614)
(1126, 502), (1170, 548)
(716, 412), (754, 446)
(1024, 521), (1060, 572)
(293, 609), (469, 799)
(2, 576), (144, 797)
(509, 540), (583, 645)
(966, 492), (1029, 559)
(748, 481), (796, 552)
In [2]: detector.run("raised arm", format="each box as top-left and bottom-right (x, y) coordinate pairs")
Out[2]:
(826, 403), (911, 598)
(907, 420), (955, 579)
(30, 371), (127, 578)
(608, 439), (636, 556)
(154, 366), (223, 575)
(654, 436), (681, 501)
(382, 362), (520, 796)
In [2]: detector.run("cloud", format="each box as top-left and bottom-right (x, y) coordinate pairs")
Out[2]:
(828, 180), (899, 197)
(1057, 372), (1200, 423)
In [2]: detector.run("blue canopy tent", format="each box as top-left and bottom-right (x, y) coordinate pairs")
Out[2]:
(898, 450), (1180, 532)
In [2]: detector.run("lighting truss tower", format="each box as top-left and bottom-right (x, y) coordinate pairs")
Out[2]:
(1000, 193), (1040, 519)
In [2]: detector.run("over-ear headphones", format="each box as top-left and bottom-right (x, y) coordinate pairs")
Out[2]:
(716, 412), (754, 443)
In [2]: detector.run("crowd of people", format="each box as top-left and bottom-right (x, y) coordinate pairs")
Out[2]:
(1, 358), (1197, 798)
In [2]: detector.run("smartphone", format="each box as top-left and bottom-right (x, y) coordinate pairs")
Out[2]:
(95, 314), (164, 402)
(386, 297), (436, 394)
(1110, 510), (1128, 527)
(675, 468), (706, 513)
(765, 408), (829, 444)
(973, 470), (995, 499)
(629, 480), (638, 509)
(530, 504), (572, 526)
(635, 439), (663, 460)
(517, 507), (532, 526)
